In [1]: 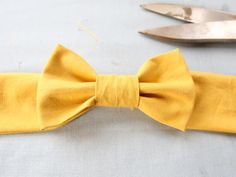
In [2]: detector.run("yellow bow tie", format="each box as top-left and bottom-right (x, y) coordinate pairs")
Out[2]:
(0, 44), (236, 135)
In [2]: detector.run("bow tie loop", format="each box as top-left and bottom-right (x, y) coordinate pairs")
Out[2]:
(95, 75), (139, 108)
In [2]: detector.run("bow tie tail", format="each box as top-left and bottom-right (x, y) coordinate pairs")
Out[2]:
(0, 73), (41, 134)
(187, 72), (236, 133)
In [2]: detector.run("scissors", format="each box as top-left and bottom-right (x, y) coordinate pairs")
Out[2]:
(139, 3), (236, 43)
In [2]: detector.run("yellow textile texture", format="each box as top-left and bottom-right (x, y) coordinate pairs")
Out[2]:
(0, 44), (236, 134)
(96, 75), (139, 108)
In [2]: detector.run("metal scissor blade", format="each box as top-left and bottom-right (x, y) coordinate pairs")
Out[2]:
(141, 3), (236, 23)
(139, 20), (236, 43)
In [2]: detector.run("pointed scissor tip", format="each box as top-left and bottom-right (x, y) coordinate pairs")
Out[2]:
(138, 30), (147, 35)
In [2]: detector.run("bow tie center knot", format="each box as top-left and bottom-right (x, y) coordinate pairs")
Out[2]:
(95, 75), (139, 108)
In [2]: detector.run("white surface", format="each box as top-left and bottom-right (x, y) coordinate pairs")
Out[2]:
(0, 0), (236, 177)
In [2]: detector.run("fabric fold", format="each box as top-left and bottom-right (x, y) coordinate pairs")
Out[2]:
(138, 49), (196, 131)
(37, 45), (96, 130)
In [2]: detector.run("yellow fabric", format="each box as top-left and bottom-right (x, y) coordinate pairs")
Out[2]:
(96, 75), (139, 108)
(0, 44), (236, 135)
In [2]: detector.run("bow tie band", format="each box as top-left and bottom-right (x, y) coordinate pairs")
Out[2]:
(0, 44), (236, 135)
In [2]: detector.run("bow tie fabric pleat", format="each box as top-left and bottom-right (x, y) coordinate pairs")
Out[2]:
(0, 44), (236, 135)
